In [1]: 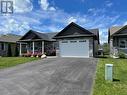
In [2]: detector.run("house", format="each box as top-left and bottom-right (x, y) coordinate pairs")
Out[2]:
(1, 22), (99, 58)
(53, 22), (99, 58)
(108, 25), (127, 56)
(0, 34), (21, 56)
(19, 22), (99, 58)
(18, 30), (58, 56)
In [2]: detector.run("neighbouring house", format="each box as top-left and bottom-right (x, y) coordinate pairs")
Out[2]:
(108, 25), (127, 57)
(0, 34), (21, 56)
(18, 30), (58, 56)
(53, 22), (100, 58)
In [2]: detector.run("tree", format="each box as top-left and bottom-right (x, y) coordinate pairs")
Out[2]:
(102, 43), (110, 55)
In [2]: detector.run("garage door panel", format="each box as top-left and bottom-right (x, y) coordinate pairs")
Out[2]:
(59, 39), (89, 58)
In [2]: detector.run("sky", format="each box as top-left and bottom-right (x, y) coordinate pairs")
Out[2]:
(0, 0), (127, 44)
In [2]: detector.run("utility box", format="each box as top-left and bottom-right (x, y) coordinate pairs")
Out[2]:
(105, 64), (113, 81)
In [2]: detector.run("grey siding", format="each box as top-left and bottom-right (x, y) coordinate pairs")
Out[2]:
(0, 42), (17, 57)
(89, 38), (93, 57)
(94, 40), (99, 56)
(110, 36), (127, 55)
(0, 42), (8, 56)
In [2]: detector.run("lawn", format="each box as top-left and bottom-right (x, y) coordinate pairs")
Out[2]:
(93, 58), (127, 95)
(0, 57), (39, 69)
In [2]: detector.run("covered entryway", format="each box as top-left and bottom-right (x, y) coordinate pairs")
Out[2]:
(59, 39), (89, 58)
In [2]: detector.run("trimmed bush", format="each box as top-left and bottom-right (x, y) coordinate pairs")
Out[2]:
(118, 51), (126, 58)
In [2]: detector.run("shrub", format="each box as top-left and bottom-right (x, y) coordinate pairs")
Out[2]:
(118, 52), (126, 58)
(102, 43), (110, 55)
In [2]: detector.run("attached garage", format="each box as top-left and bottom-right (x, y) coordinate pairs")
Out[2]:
(59, 39), (89, 58)
(53, 22), (99, 58)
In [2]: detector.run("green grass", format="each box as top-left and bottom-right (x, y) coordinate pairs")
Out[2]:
(93, 58), (127, 95)
(0, 57), (39, 69)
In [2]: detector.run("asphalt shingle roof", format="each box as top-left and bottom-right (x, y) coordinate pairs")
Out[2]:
(19, 30), (58, 41)
(30, 30), (58, 41)
(109, 26), (123, 36)
(88, 28), (99, 38)
(0, 34), (21, 43)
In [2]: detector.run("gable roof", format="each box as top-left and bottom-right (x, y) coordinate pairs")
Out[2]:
(54, 22), (95, 38)
(109, 26), (123, 37)
(0, 34), (21, 43)
(53, 22), (99, 42)
(19, 30), (58, 41)
(108, 25), (127, 43)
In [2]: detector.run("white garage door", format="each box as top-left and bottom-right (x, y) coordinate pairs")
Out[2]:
(59, 39), (89, 58)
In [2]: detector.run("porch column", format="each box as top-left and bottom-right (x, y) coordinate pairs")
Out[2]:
(32, 41), (35, 54)
(26, 44), (28, 53)
(19, 43), (22, 56)
(110, 39), (113, 55)
(42, 41), (44, 54)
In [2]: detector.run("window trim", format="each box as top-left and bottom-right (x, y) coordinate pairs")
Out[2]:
(79, 40), (86, 42)
(61, 41), (68, 43)
(119, 38), (127, 48)
(70, 40), (77, 43)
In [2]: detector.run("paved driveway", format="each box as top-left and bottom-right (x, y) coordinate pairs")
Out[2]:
(0, 58), (98, 95)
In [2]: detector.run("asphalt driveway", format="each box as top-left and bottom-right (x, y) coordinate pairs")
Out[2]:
(0, 58), (98, 95)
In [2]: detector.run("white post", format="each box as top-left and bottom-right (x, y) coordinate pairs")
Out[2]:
(110, 39), (113, 56)
(26, 44), (28, 53)
(32, 41), (35, 54)
(42, 41), (44, 54)
(19, 43), (22, 56)
(105, 64), (113, 81)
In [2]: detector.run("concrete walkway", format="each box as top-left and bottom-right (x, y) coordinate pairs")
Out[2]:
(0, 58), (98, 95)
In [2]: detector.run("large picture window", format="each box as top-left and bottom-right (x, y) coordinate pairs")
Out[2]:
(119, 38), (127, 48)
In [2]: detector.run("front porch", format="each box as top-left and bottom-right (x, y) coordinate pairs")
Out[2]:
(110, 37), (127, 57)
(19, 41), (44, 57)
(19, 41), (56, 57)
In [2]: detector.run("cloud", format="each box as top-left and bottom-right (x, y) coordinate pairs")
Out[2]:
(14, 0), (33, 13)
(49, 7), (56, 11)
(106, 1), (113, 7)
(123, 21), (127, 25)
(39, 0), (56, 11)
(0, 17), (31, 35)
(88, 8), (106, 16)
(99, 28), (108, 44)
(0, 0), (33, 13)
(67, 17), (77, 24)
(0, 1), (122, 44)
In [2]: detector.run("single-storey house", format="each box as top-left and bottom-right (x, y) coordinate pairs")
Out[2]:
(108, 25), (127, 56)
(19, 22), (99, 58)
(0, 34), (21, 56)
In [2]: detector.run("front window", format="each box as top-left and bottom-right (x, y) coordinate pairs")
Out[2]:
(119, 38), (127, 48)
